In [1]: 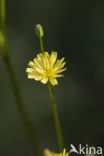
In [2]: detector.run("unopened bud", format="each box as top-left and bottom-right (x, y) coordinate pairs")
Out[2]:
(35, 24), (44, 38)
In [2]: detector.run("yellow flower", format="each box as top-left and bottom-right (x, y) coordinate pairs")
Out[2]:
(43, 149), (53, 156)
(26, 51), (66, 86)
(54, 149), (69, 156)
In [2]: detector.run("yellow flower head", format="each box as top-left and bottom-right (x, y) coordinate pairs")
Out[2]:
(54, 149), (69, 156)
(26, 51), (66, 86)
(43, 149), (53, 156)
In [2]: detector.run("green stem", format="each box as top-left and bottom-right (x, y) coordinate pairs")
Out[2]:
(0, 0), (40, 155)
(40, 37), (44, 53)
(0, 0), (5, 34)
(48, 83), (64, 151)
(39, 36), (64, 151)
(0, 0), (7, 55)
(4, 54), (40, 156)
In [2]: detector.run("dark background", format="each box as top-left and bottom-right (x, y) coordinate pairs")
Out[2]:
(0, 0), (104, 155)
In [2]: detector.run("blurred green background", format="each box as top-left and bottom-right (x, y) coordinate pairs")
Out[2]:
(0, 0), (104, 155)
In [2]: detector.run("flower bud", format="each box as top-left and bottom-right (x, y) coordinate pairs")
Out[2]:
(35, 24), (44, 38)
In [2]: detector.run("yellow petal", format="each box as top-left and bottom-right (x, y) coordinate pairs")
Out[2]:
(63, 149), (66, 156)
(44, 51), (50, 58)
(43, 54), (49, 68)
(34, 58), (43, 69)
(28, 74), (41, 80)
(26, 68), (34, 73)
(28, 71), (42, 79)
(59, 62), (66, 69)
(37, 53), (43, 61)
(28, 61), (36, 68)
(41, 78), (48, 84)
(56, 58), (64, 65)
(49, 51), (57, 67)
(34, 76), (42, 81)
(49, 77), (58, 86)
(36, 67), (45, 74)
(53, 74), (64, 78)
(55, 68), (67, 74)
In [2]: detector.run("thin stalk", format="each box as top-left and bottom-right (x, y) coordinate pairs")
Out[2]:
(40, 36), (64, 151)
(4, 54), (40, 156)
(48, 83), (64, 151)
(0, 0), (40, 155)
(0, 0), (5, 34)
(40, 37), (44, 53)
(0, 0), (7, 55)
